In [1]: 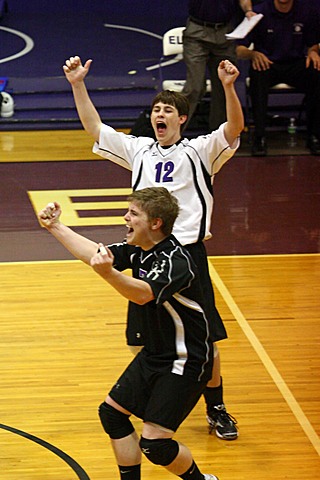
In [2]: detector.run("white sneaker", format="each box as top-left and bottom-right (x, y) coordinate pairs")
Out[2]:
(0, 91), (14, 117)
(204, 475), (219, 480)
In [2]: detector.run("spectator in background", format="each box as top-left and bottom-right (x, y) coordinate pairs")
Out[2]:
(236, 0), (320, 156)
(182, 0), (256, 131)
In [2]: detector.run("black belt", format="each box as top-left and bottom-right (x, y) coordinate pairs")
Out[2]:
(189, 16), (227, 29)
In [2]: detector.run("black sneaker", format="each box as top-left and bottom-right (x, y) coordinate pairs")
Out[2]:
(251, 136), (267, 156)
(206, 404), (238, 440)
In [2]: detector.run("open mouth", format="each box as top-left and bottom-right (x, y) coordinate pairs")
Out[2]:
(126, 225), (134, 234)
(156, 121), (167, 133)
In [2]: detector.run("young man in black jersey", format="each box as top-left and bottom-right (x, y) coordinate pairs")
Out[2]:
(63, 55), (244, 439)
(38, 187), (219, 480)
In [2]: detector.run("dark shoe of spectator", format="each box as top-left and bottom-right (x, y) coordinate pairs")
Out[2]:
(306, 135), (320, 156)
(251, 136), (267, 156)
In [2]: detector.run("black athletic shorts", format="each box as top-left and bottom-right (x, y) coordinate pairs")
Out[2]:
(126, 240), (227, 346)
(108, 352), (207, 432)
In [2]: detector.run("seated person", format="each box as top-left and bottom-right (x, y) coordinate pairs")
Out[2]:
(236, 0), (320, 156)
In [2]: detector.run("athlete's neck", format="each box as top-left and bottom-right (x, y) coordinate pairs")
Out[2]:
(159, 137), (183, 149)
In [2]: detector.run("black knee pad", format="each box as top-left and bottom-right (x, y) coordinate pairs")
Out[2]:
(98, 402), (134, 439)
(139, 436), (179, 466)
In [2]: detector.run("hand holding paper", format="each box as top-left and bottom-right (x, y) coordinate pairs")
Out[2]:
(226, 14), (263, 40)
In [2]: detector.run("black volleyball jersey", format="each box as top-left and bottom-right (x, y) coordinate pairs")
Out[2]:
(109, 234), (213, 382)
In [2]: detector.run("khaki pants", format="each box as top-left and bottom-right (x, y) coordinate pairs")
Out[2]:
(182, 18), (236, 131)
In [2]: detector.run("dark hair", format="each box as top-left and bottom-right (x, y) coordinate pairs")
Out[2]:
(127, 187), (180, 236)
(151, 90), (189, 117)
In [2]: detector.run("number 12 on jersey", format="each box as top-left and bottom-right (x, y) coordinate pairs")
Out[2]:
(155, 161), (174, 183)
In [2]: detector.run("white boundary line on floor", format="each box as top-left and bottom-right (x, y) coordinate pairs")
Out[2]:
(208, 257), (320, 457)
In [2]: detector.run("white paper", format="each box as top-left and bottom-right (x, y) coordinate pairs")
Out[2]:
(225, 13), (263, 40)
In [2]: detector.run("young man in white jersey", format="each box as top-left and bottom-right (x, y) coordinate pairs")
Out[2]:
(63, 55), (244, 440)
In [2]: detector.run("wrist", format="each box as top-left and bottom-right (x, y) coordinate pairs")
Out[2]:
(47, 220), (61, 231)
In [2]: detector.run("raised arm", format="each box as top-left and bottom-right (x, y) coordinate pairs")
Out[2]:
(63, 56), (102, 141)
(218, 60), (244, 146)
(38, 202), (99, 264)
(38, 203), (154, 304)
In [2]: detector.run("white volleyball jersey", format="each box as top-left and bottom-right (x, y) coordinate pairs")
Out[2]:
(93, 123), (239, 245)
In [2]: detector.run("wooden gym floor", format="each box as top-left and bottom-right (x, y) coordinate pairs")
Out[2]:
(0, 130), (319, 479)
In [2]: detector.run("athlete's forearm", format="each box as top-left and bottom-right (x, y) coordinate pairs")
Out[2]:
(47, 222), (98, 265)
(97, 268), (154, 305)
(224, 84), (244, 144)
(71, 81), (102, 142)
